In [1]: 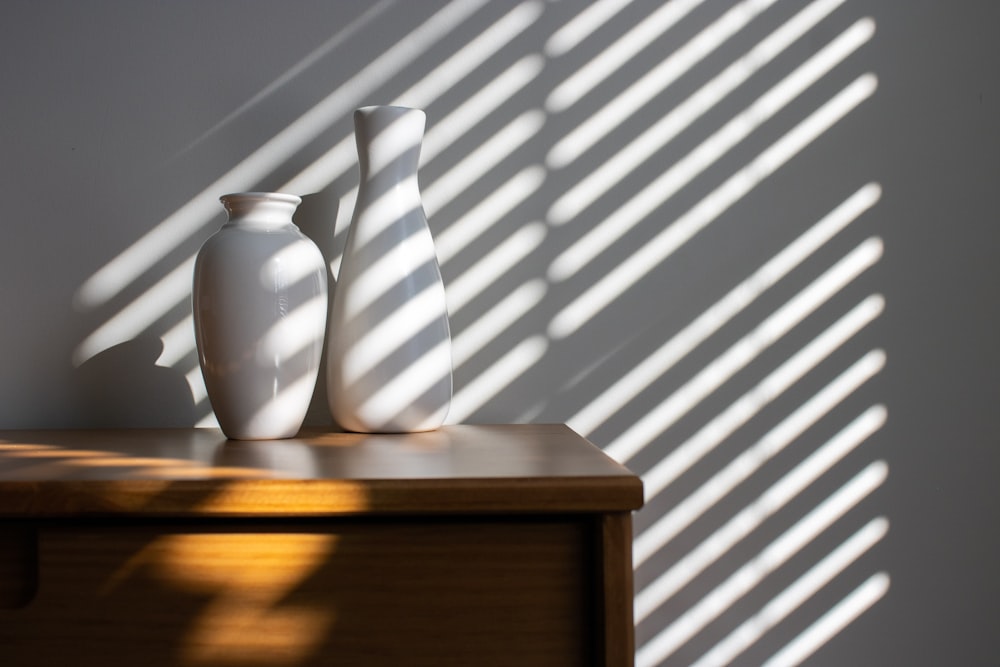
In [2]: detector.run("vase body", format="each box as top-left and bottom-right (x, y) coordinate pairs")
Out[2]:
(326, 106), (452, 432)
(193, 192), (328, 440)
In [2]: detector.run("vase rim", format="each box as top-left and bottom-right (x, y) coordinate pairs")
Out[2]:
(219, 192), (302, 206)
(355, 105), (424, 116)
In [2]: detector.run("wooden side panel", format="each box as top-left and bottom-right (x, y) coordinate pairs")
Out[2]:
(597, 513), (636, 667)
(0, 519), (593, 667)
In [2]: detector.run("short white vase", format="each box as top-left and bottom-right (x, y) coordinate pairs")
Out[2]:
(193, 192), (328, 440)
(326, 106), (452, 432)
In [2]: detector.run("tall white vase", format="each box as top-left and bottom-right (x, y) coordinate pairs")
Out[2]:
(193, 192), (328, 440)
(326, 106), (452, 432)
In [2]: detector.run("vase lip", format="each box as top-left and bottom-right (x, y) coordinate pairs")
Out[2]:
(355, 105), (425, 118)
(219, 191), (302, 206)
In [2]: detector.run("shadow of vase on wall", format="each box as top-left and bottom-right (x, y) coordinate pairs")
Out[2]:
(325, 106), (453, 433)
(193, 192), (328, 440)
(74, 336), (198, 428)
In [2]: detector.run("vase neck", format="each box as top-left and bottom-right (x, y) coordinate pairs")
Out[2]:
(354, 106), (425, 185)
(220, 192), (301, 228)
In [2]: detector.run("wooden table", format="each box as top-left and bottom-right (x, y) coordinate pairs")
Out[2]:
(0, 424), (642, 666)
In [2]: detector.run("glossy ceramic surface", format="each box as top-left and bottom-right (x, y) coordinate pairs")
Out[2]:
(326, 106), (452, 432)
(193, 192), (328, 439)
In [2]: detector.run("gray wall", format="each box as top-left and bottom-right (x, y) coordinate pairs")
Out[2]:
(1, 0), (997, 664)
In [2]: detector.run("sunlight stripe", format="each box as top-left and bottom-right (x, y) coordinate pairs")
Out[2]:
(435, 166), (546, 264)
(633, 348), (886, 567)
(549, 0), (798, 168)
(451, 280), (547, 367)
(546, 0), (708, 112)
(692, 519), (889, 667)
(638, 295), (884, 502)
(287, 3), (542, 196)
(447, 336), (548, 423)
(634, 405), (887, 620)
(76, 0), (488, 310)
(761, 573), (890, 667)
(567, 183), (880, 437)
(549, 16), (876, 282)
(548, 74), (878, 341)
(422, 110), (545, 216)
(446, 222), (547, 314)
(548, 4), (865, 226)
(604, 237), (882, 464)
(545, 0), (634, 57)
(421, 55), (545, 165)
(394, 2), (543, 109)
(636, 460), (888, 666)
(74, 256), (196, 367)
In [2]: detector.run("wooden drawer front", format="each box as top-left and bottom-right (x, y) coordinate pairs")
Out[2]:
(0, 525), (36, 608)
(0, 519), (593, 666)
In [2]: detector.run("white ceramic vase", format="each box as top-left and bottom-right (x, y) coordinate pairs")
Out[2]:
(326, 106), (452, 432)
(193, 192), (328, 440)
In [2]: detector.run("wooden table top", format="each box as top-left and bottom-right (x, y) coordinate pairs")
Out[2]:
(0, 424), (642, 518)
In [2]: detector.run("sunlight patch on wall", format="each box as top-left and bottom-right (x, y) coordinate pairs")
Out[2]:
(422, 55), (546, 165)
(761, 572), (890, 667)
(74, 256), (196, 367)
(451, 279), (547, 367)
(633, 403), (887, 615)
(396, 1), (543, 108)
(547, 0), (786, 169)
(158, 315), (195, 368)
(446, 222), (547, 314)
(447, 336), (548, 423)
(566, 183), (881, 437)
(691, 519), (889, 667)
(604, 237), (883, 464)
(547, 2), (865, 234)
(422, 110), (546, 216)
(287, 4), (543, 199)
(435, 166), (546, 263)
(546, 0), (707, 112)
(74, 0), (486, 314)
(632, 352), (886, 568)
(636, 459), (888, 666)
(548, 73), (879, 340)
(635, 292), (884, 500)
(544, 0), (633, 57)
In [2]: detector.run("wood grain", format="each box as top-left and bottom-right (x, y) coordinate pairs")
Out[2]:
(0, 425), (643, 517)
(0, 519), (592, 667)
(0, 425), (643, 665)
